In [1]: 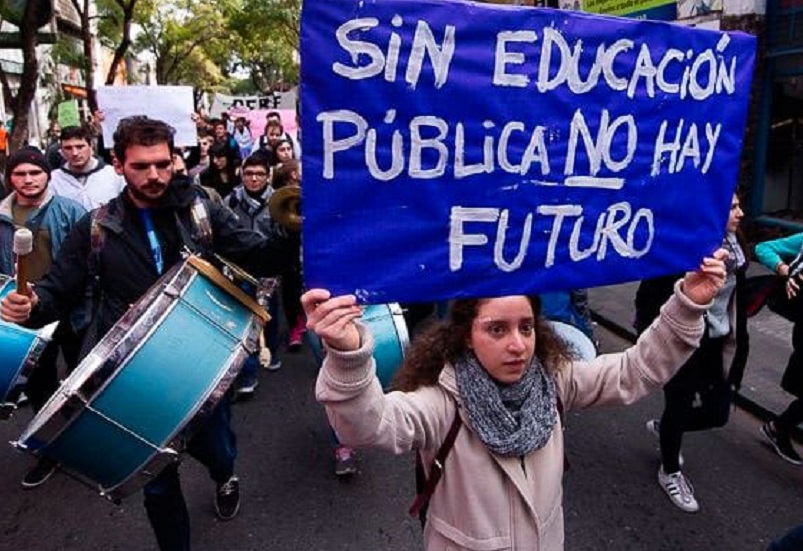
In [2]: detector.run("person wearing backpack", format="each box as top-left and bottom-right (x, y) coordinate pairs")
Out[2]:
(224, 153), (285, 395)
(0, 117), (299, 551)
(302, 248), (728, 551)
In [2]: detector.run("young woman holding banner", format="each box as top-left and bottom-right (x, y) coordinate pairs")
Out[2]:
(302, 249), (728, 550)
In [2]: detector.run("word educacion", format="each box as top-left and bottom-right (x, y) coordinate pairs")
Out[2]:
(331, 15), (738, 100)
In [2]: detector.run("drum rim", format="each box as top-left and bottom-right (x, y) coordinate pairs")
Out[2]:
(364, 303), (409, 391)
(0, 321), (59, 418)
(386, 303), (410, 352)
(0, 276), (58, 408)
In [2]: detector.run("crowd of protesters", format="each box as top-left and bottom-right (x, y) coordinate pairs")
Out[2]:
(0, 106), (802, 551)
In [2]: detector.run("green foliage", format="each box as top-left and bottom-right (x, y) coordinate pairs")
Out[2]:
(39, 36), (82, 112)
(229, 77), (260, 95)
(226, 0), (300, 92)
(134, 0), (238, 89)
(35, 0), (302, 98)
(49, 35), (84, 70)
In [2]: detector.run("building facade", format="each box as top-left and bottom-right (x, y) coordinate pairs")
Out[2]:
(0, 0), (123, 149)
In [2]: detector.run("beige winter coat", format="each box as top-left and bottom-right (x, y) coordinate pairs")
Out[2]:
(316, 283), (709, 551)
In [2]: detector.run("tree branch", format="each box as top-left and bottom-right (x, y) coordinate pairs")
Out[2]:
(105, 0), (137, 84)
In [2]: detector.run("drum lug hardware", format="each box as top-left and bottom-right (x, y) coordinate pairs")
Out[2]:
(164, 284), (181, 298)
(65, 393), (89, 412)
(100, 488), (123, 506)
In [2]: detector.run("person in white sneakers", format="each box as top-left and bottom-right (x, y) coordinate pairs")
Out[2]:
(49, 125), (125, 210)
(635, 194), (749, 513)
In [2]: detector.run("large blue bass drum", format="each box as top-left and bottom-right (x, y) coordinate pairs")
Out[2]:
(14, 256), (269, 500)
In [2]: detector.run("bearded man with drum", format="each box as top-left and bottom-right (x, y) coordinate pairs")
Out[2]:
(0, 117), (299, 551)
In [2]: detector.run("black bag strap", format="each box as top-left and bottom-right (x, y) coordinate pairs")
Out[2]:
(557, 395), (569, 472)
(409, 405), (462, 520)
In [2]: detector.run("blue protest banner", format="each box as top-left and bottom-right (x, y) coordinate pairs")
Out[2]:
(300, 0), (756, 304)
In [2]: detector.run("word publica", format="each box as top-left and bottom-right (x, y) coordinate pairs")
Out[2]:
(317, 108), (721, 181)
(448, 202), (654, 272)
(331, 15), (738, 101)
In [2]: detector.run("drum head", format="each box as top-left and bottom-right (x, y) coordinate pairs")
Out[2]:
(546, 320), (597, 362)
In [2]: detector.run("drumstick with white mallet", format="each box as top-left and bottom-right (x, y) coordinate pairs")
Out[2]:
(13, 228), (33, 297)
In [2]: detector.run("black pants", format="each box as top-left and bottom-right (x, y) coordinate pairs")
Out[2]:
(281, 268), (304, 330)
(26, 323), (84, 413)
(143, 398), (236, 551)
(776, 322), (803, 438)
(659, 333), (731, 473)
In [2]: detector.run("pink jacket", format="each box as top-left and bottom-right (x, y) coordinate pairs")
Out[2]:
(316, 284), (709, 550)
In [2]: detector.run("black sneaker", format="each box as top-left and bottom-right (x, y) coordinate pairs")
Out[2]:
(215, 475), (240, 520)
(761, 422), (803, 465)
(21, 458), (57, 489)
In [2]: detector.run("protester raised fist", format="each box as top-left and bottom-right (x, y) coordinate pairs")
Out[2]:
(681, 248), (729, 305)
(301, 289), (362, 352)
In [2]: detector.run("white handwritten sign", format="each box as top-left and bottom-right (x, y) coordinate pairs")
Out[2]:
(96, 86), (197, 148)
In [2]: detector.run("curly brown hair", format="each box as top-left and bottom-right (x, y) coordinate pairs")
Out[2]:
(113, 116), (175, 162)
(392, 296), (571, 392)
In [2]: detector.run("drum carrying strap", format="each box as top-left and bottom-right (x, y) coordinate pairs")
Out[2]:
(81, 196), (213, 342)
(73, 205), (113, 358)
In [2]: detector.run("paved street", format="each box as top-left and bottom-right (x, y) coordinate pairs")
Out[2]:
(2, 323), (803, 550)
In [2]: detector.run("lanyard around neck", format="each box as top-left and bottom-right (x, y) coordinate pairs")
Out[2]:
(139, 208), (163, 275)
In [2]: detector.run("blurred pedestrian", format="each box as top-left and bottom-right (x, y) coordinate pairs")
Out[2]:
(755, 228), (803, 465)
(635, 193), (749, 512)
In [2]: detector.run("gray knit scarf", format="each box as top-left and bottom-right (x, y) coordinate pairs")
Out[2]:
(232, 185), (271, 218)
(723, 232), (746, 274)
(455, 353), (557, 457)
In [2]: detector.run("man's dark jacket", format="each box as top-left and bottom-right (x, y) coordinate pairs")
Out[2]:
(28, 175), (297, 344)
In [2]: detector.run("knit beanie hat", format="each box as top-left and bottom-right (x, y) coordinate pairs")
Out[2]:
(6, 146), (50, 180)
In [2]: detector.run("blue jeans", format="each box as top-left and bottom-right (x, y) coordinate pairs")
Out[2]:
(143, 398), (236, 551)
(769, 524), (803, 551)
